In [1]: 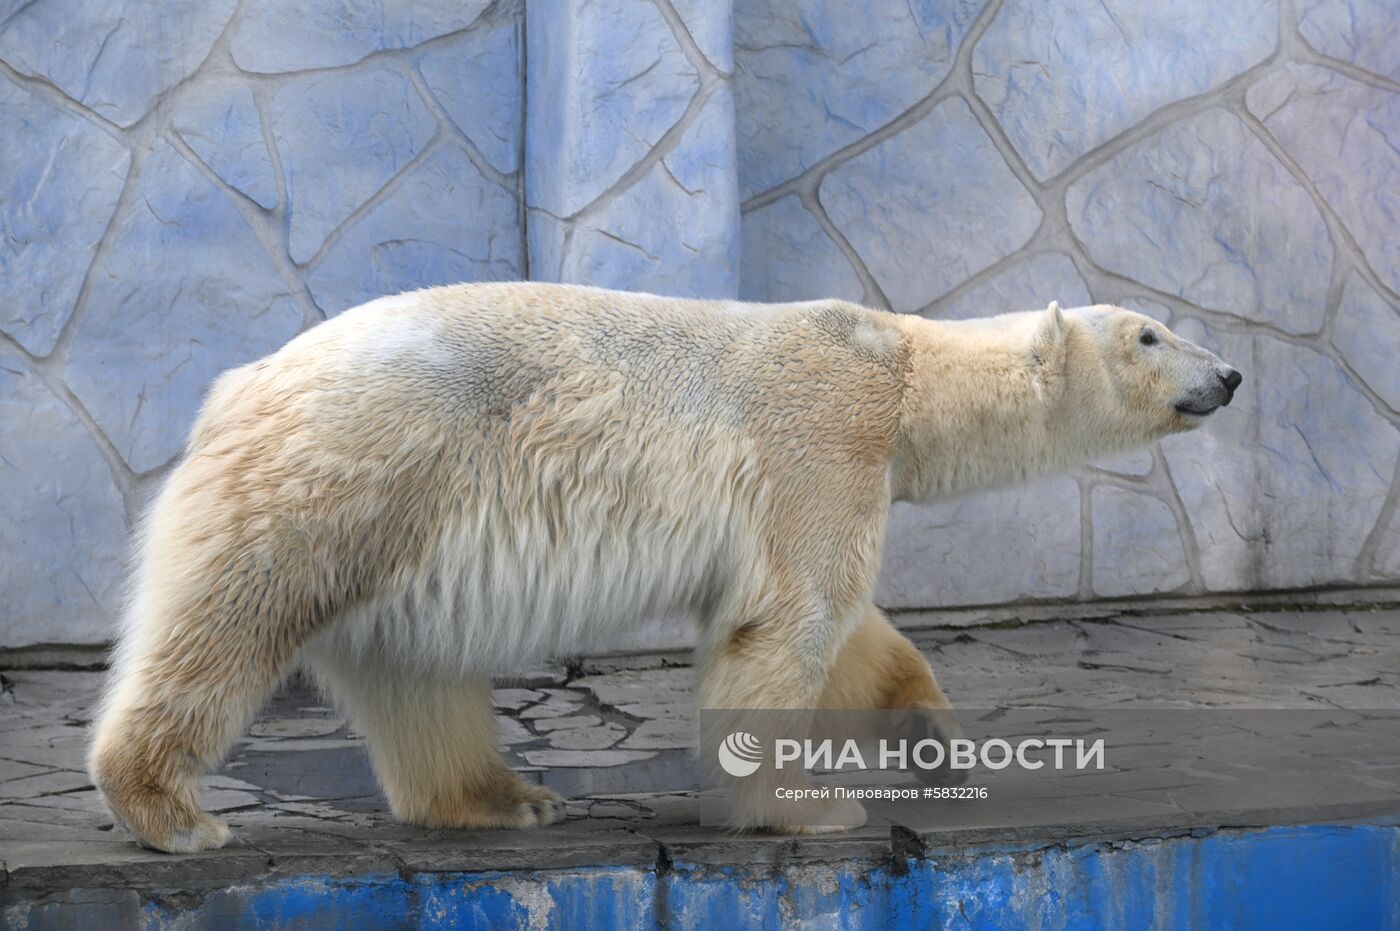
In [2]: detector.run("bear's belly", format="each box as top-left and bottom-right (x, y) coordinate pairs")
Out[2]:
(307, 492), (740, 676)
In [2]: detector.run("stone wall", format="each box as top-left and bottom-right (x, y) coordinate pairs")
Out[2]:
(2, 0), (1396, 647)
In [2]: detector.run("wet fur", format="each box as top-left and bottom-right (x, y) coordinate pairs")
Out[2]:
(89, 283), (1228, 850)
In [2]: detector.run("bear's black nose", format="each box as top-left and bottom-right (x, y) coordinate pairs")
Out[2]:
(1220, 368), (1242, 401)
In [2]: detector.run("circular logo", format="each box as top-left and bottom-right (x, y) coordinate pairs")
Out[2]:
(717, 731), (764, 777)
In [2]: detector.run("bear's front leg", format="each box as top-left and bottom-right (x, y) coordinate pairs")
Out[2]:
(306, 650), (565, 829)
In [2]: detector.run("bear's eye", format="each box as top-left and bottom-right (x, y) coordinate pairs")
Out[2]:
(1139, 329), (1158, 346)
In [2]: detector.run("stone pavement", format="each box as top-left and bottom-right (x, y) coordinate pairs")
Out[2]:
(3, 605), (1399, 910)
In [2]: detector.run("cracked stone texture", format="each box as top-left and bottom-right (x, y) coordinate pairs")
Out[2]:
(738, 194), (865, 304)
(3, 0), (1399, 647)
(733, 0), (979, 200)
(1373, 507), (1400, 581)
(820, 97), (1041, 312)
(522, 0), (741, 300)
(1068, 107), (1334, 336)
(1297, 0), (1400, 81)
(0, 79), (129, 355)
(876, 476), (1081, 608)
(3, 606), (1399, 918)
(671, 0), (734, 74)
(171, 84), (278, 210)
(1093, 447), (1156, 478)
(0, 349), (128, 646)
(974, 0), (1277, 180)
(1247, 63), (1400, 296)
(64, 140), (304, 473)
(0, 0), (237, 127)
(1331, 273), (1400, 412)
(417, 13), (523, 175)
(524, 0), (700, 220)
(228, 0), (492, 73)
(271, 64), (438, 264)
(559, 86), (740, 297)
(1091, 486), (1191, 597)
(934, 252), (1091, 321)
(1162, 318), (1400, 592)
(306, 144), (521, 313)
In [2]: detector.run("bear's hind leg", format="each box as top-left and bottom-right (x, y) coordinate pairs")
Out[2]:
(700, 601), (869, 835)
(90, 606), (298, 853)
(307, 650), (565, 829)
(820, 604), (966, 786)
(819, 604), (955, 712)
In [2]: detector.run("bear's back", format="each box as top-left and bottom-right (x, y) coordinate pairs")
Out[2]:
(193, 282), (908, 478)
(297, 283), (905, 435)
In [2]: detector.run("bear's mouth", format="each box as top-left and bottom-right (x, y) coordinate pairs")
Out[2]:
(1174, 401), (1220, 417)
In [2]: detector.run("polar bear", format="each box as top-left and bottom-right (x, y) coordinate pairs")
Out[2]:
(89, 283), (1239, 851)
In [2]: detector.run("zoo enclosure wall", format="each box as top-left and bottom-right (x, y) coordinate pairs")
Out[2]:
(1, 0), (1397, 649)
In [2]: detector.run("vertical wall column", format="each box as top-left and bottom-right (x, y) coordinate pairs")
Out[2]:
(525, 0), (739, 298)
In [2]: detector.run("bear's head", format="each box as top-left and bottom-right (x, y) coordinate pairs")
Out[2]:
(889, 299), (1242, 502)
(1036, 301), (1242, 442)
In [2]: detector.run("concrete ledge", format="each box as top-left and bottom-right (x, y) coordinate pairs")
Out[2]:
(7, 821), (1399, 928)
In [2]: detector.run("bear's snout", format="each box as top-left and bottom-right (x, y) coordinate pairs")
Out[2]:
(1173, 362), (1241, 418)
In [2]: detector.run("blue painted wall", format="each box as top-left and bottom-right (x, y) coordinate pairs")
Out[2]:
(8, 824), (1399, 929)
(2, 0), (1398, 646)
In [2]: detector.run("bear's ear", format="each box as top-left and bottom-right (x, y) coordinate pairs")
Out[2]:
(1030, 300), (1066, 366)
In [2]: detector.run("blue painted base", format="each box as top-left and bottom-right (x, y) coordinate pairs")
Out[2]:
(13, 824), (1400, 929)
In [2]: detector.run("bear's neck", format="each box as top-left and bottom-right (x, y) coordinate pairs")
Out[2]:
(888, 317), (1089, 503)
